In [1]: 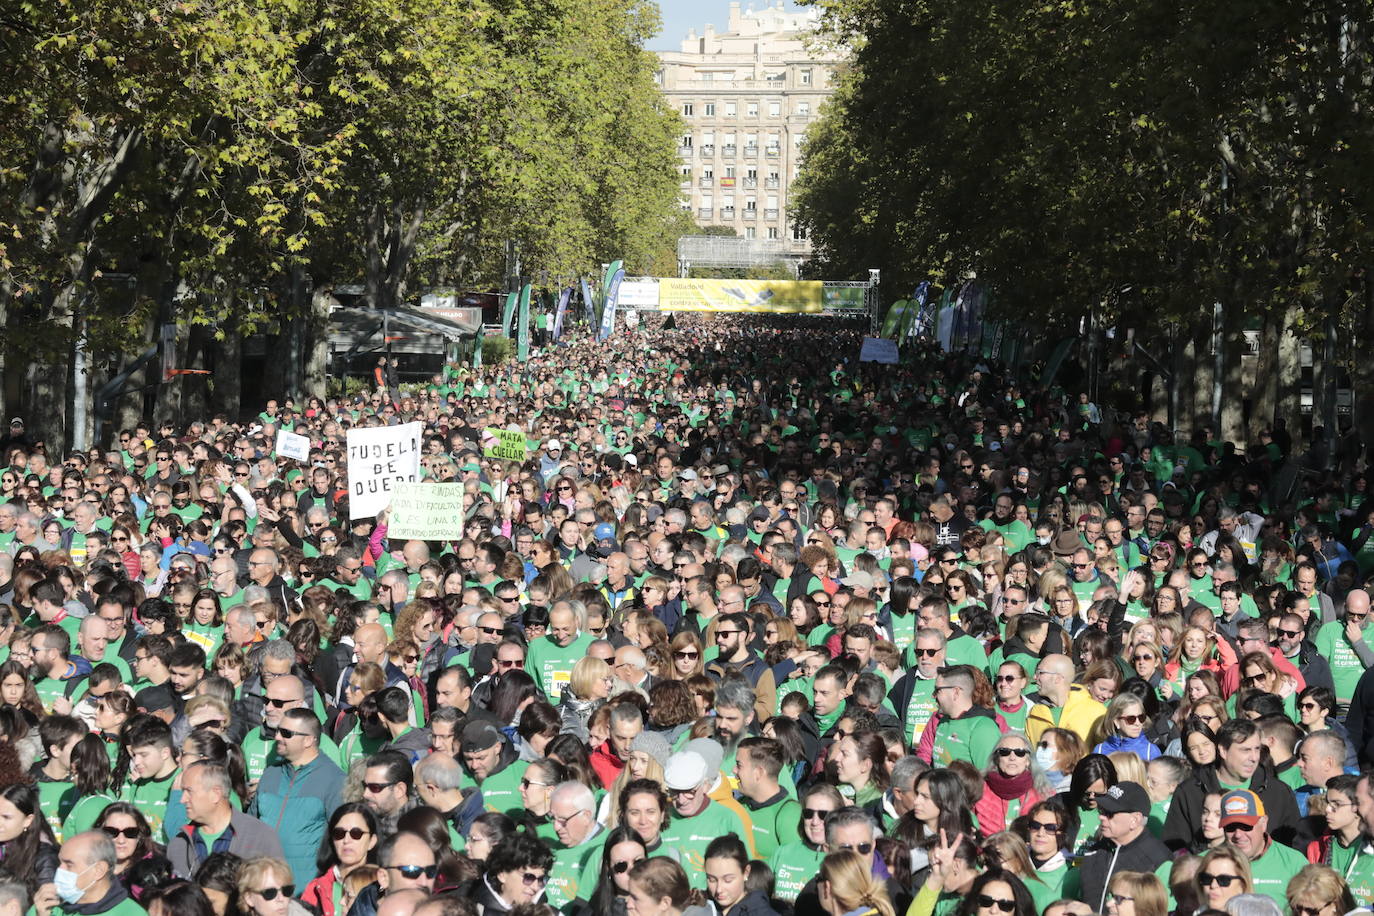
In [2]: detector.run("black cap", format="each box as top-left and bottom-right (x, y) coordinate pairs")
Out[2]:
(1096, 781), (1150, 816)
(460, 720), (503, 755)
(135, 685), (175, 713)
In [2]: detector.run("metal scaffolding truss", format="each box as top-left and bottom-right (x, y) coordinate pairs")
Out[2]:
(676, 235), (801, 271)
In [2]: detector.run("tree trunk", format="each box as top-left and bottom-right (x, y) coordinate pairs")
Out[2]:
(304, 285), (331, 400)
(1191, 317), (1214, 430)
(212, 309), (242, 420)
(1220, 325), (1246, 445)
(1251, 310), (1280, 441)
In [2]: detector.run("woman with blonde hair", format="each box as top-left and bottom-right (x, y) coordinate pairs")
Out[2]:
(1105, 871), (1168, 916)
(237, 856), (309, 916)
(1287, 864), (1357, 916)
(1106, 751), (1148, 788)
(1093, 694), (1162, 761)
(817, 850), (895, 916)
(1194, 845), (1252, 912)
(558, 656), (613, 742)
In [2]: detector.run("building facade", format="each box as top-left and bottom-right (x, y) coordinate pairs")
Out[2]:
(655, 2), (841, 258)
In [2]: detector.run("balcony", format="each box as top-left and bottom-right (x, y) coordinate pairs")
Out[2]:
(742, 208), (758, 220)
(764, 177), (779, 189)
(764, 208), (779, 220)
(721, 207), (736, 218)
(699, 177), (714, 188)
(743, 145), (759, 158)
(765, 145), (781, 157)
(679, 178), (691, 189)
(742, 178), (757, 189)
(677, 146), (693, 157)
(721, 144), (737, 158)
(699, 145), (715, 157)
(697, 207), (713, 219)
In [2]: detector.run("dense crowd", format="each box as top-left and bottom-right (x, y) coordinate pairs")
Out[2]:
(0, 316), (1367, 916)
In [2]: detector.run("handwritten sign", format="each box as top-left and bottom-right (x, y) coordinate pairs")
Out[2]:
(388, 483), (465, 541)
(346, 422), (421, 520)
(275, 430), (310, 461)
(483, 427), (527, 462)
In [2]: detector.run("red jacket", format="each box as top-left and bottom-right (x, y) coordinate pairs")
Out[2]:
(590, 742), (625, 789)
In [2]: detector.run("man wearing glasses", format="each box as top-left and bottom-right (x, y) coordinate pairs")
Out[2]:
(705, 612), (776, 723)
(254, 708), (344, 887)
(1077, 782), (1168, 912)
(660, 750), (755, 886)
(545, 781), (605, 910)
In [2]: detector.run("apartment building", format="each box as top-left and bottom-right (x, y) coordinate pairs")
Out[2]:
(655, 1), (842, 257)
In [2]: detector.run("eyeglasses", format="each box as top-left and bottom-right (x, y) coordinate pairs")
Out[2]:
(1133, 654), (1155, 663)
(1117, 713), (1146, 725)
(332, 827), (369, 841)
(363, 781), (397, 793)
(834, 842), (873, 855)
(1029, 820), (1060, 833)
(1293, 906), (1332, 916)
(977, 895), (1016, 913)
(1222, 821), (1255, 833)
(802, 808), (832, 820)
(1198, 873), (1240, 887)
(520, 777), (551, 790)
(1109, 894), (1135, 906)
(521, 872), (548, 886)
(994, 675), (1020, 683)
(552, 810), (588, 827)
(1243, 672), (1267, 685)
(1299, 701), (1320, 711)
(1276, 628), (1301, 640)
(498, 658), (525, 669)
(611, 858), (645, 874)
(715, 630), (741, 640)
(915, 647), (940, 657)
(255, 886), (296, 901)
(265, 697), (298, 708)
(390, 865), (437, 880)
(996, 747), (1029, 758)
(102, 826), (142, 840)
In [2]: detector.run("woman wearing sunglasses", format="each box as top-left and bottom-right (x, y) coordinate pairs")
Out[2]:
(578, 826), (647, 916)
(952, 868), (1036, 916)
(1194, 845), (1252, 911)
(1093, 695), (1162, 762)
(474, 833), (553, 916)
(239, 857), (309, 916)
(94, 802), (161, 887)
(976, 735), (1049, 835)
(302, 803), (378, 916)
(769, 783), (843, 903)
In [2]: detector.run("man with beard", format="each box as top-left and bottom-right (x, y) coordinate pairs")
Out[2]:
(711, 678), (757, 786)
(705, 612), (776, 722)
(979, 493), (1033, 552)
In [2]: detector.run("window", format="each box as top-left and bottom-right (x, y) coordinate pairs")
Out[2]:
(655, 70), (664, 85)
(792, 223), (809, 241)
(797, 102), (810, 117)
(747, 102), (759, 118)
(681, 103), (694, 116)
(724, 166), (736, 178)
(680, 134), (692, 147)
(703, 167), (714, 179)
(745, 227), (757, 239)
(800, 69), (812, 85)
(769, 102), (781, 117)
(767, 227), (779, 239)
(704, 102), (715, 116)
(725, 102), (737, 117)
(745, 197), (757, 211)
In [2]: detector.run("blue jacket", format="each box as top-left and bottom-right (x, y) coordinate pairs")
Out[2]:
(251, 753), (346, 887)
(1093, 732), (1162, 762)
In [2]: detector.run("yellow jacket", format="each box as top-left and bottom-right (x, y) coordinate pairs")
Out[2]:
(1026, 684), (1106, 745)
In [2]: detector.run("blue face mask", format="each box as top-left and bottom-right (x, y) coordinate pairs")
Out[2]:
(1035, 747), (1058, 774)
(54, 864), (94, 904)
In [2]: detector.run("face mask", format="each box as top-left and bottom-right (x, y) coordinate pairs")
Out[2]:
(1037, 536), (1051, 546)
(54, 864), (94, 904)
(1035, 747), (1058, 773)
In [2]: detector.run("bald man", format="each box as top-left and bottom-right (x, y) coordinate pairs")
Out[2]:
(1026, 653), (1105, 744)
(1318, 590), (1374, 711)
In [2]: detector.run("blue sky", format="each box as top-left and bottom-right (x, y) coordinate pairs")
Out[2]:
(649, 0), (811, 50)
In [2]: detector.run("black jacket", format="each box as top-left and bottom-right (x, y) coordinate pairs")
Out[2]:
(1079, 828), (1170, 912)
(1162, 761), (1301, 851)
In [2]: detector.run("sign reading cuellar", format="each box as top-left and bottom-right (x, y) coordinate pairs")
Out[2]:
(483, 428), (527, 462)
(346, 422), (422, 520)
(388, 482), (465, 541)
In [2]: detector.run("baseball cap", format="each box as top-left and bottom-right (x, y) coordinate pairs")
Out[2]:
(135, 685), (175, 714)
(1095, 781), (1150, 816)
(679, 469), (698, 481)
(842, 570), (875, 590)
(683, 737), (725, 776)
(1219, 789), (1266, 827)
(664, 751), (709, 791)
(546, 439), (562, 451)
(7, 418), (21, 428)
(593, 522), (616, 541)
(459, 720), (503, 755)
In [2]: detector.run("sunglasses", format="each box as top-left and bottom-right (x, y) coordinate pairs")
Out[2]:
(265, 697), (297, 708)
(995, 675), (1020, 683)
(996, 747), (1029, 758)
(332, 827), (369, 841)
(1133, 654), (1156, 663)
(1276, 629), (1301, 640)
(977, 895), (1016, 913)
(1029, 820), (1060, 833)
(391, 865), (437, 880)
(1222, 821), (1255, 832)
(915, 648), (940, 657)
(276, 727), (306, 739)
(363, 781), (397, 793)
(1198, 873), (1240, 888)
(834, 842), (873, 855)
(255, 886), (296, 901)
(102, 826), (142, 840)
(674, 651), (700, 660)
(1118, 714), (1145, 725)
(611, 858), (645, 874)
(521, 872), (548, 886)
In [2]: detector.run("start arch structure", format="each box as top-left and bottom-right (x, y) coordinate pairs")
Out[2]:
(615, 272), (881, 333)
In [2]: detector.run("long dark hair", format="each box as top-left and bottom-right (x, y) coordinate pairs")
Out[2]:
(490, 670), (542, 725)
(889, 576), (920, 618)
(182, 728), (249, 807)
(69, 733), (112, 795)
(1067, 754), (1118, 813)
(0, 784), (56, 894)
(896, 768), (974, 849)
(588, 825), (647, 916)
(954, 868), (1037, 916)
(142, 881), (216, 916)
(315, 802), (380, 876)
(95, 802), (157, 866)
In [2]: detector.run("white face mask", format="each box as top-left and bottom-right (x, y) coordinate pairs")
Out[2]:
(1037, 536), (1052, 546)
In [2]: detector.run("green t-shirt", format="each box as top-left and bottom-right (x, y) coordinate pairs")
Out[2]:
(742, 795), (801, 860)
(769, 841), (825, 902)
(1315, 619), (1371, 706)
(35, 775), (76, 840)
(1247, 838), (1311, 907)
(933, 712), (1001, 768)
(119, 769), (178, 836)
(661, 801), (752, 885)
(545, 828), (605, 910)
(524, 632), (595, 702)
(902, 678), (939, 746)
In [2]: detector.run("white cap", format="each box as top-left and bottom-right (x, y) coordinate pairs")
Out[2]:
(624, 454), (638, 467)
(664, 751), (709, 791)
(546, 439), (562, 451)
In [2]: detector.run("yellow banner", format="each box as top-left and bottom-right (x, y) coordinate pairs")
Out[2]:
(658, 278), (824, 313)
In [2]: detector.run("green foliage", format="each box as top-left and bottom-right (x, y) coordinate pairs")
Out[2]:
(688, 261), (797, 280)
(481, 335), (514, 366)
(794, 0), (1374, 333)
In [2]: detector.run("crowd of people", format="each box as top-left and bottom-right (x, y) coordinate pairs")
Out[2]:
(0, 315), (1366, 916)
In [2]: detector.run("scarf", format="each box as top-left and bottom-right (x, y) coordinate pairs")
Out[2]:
(985, 768), (1034, 801)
